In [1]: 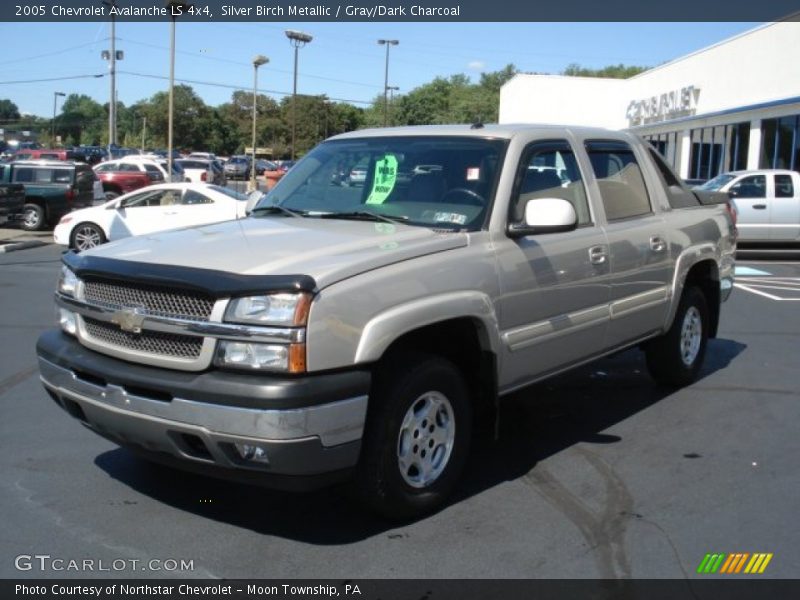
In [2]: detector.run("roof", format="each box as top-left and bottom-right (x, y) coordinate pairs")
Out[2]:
(327, 123), (624, 141)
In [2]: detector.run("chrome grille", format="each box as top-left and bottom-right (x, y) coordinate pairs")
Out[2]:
(84, 317), (203, 359)
(83, 280), (214, 321)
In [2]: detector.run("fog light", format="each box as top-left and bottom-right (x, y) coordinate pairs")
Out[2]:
(234, 443), (270, 464)
(215, 341), (289, 371)
(58, 308), (77, 336)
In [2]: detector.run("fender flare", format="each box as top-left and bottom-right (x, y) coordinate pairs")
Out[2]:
(353, 290), (501, 365)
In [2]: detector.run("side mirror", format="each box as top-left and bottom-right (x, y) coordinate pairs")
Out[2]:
(507, 197), (577, 238)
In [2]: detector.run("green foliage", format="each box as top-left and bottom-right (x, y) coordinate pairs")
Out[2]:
(0, 99), (21, 121)
(562, 63), (648, 79)
(13, 63), (525, 152)
(390, 64), (518, 126)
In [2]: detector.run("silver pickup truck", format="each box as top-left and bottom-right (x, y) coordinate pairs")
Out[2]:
(36, 125), (736, 519)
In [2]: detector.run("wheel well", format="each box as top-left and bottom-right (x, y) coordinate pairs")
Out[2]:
(102, 182), (121, 194)
(377, 318), (498, 436)
(684, 260), (721, 338)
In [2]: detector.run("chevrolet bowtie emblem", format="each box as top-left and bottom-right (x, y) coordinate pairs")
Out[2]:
(111, 307), (146, 334)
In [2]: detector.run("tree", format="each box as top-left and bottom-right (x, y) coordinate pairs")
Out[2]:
(138, 85), (210, 151)
(0, 99), (20, 121)
(562, 63), (648, 79)
(59, 94), (106, 145)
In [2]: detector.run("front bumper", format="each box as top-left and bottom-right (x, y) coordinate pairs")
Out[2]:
(37, 330), (370, 490)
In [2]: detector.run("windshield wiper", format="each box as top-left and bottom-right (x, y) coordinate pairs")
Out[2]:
(317, 211), (409, 225)
(251, 204), (306, 218)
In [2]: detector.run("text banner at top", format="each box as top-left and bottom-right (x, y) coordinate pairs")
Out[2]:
(3, 0), (800, 22)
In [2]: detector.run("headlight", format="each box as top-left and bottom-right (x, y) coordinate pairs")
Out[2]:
(224, 293), (311, 326)
(214, 341), (306, 373)
(57, 266), (79, 297)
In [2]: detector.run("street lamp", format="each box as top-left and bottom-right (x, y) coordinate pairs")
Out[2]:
(166, 0), (191, 182)
(387, 86), (399, 126)
(378, 39), (398, 127)
(249, 54), (269, 193)
(52, 92), (66, 144)
(101, 0), (122, 155)
(285, 29), (312, 161)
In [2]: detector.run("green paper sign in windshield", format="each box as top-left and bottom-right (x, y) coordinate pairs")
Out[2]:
(365, 154), (398, 205)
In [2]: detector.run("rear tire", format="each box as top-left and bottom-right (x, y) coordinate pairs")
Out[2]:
(645, 286), (709, 387)
(356, 354), (472, 520)
(21, 203), (46, 231)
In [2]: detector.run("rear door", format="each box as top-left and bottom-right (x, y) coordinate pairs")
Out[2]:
(729, 174), (770, 241)
(770, 173), (800, 242)
(585, 139), (672, 348)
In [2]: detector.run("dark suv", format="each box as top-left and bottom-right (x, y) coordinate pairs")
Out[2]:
(0, 160), (95, 231)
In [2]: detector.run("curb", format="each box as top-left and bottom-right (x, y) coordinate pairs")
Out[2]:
(0, 240), (47, 254)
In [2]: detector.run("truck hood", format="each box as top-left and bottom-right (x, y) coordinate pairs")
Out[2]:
(84, 216), (468, 290)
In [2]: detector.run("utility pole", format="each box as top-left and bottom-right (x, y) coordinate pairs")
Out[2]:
(141, 115), (147, 153)
(378, 39), (398, 127)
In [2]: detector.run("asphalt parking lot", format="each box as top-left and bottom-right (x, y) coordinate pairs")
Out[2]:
(0, 243), (798, 580)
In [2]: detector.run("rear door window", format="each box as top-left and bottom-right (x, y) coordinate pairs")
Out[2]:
(586, 140), (652, 221)
(775, 174), (794, 198)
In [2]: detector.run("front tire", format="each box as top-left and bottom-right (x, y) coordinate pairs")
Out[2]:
(70, 222), (106, 251)
(645, 286), (709, 387)
(356, 354), (472, 520)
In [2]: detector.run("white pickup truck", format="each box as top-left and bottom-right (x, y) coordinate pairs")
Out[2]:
(697, 169), (800, 243)
(37, 125), (736, 518)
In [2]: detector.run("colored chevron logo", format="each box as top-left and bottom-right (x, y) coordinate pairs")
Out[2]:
(697, 553), (773, 574)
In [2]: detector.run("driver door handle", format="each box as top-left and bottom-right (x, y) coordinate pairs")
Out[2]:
(589, 245), (608, 265)
(752, 204), (767, 210)
(650, 236), (667, 253)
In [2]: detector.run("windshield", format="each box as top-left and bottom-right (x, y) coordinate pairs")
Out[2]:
(696, 173), (736, 191)
(208, 185), (248, 201)
(255, 136), (507, 231)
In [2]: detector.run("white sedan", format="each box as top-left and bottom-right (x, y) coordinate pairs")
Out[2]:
(54, 183), (250, 251)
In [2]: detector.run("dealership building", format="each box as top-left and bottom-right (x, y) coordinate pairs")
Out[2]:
(499, 20), (800, 180)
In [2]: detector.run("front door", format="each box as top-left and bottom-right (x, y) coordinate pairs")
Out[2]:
(494, 139), (611, 391)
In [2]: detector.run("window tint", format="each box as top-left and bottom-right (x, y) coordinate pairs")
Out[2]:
(586, 140), (652, 221)
(12, 167), (33, 183)
(121, 190), (166, 208)
(182, 190), (213, 205)
(512, 140), (591, 225)
(95, 163), (114, 172)
(730, 175), (766, 198)
(52, 169), (72, 183)
(119, 163), (140, 172)
(775, 174), (794, 198)
(648, 148), (680, 187)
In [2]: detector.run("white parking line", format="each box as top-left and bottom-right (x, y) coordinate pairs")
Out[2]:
(734, 276), (800, 301)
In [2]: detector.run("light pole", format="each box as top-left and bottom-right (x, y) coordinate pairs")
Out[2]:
(140, 115), (147, 153)
(101, 0), (122, 155)
(165, 0), (191, 182)
(249, 54), (269, 193)
(285, 29), (312, 161)
(387, 86), (399, 127)
(378, 39), (398, 127)
(52, 92), (65, 144)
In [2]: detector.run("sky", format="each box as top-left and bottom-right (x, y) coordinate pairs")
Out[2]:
(0, 21), (761, 118)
